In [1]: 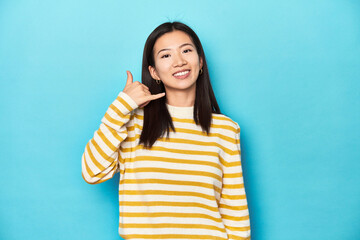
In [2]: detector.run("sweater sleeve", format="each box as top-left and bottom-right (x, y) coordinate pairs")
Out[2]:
(219, 123), (251, 240)
(81, 91), (138, 184)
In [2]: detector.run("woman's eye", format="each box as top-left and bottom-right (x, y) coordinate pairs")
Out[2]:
(161, 54), (170, 58)
(183, 49), (192, 53)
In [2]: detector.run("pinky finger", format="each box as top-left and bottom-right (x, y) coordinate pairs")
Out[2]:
(150, 92), (166, 100)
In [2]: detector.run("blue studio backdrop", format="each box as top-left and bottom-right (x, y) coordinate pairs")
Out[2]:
(0, 0), (359, 239)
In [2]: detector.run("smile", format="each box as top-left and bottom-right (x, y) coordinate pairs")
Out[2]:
(173, 70), (190, 79)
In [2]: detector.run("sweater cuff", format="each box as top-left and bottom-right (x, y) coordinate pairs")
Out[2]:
(117, 91), (138, 112)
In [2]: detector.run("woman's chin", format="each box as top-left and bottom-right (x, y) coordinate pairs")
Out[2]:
(165, 81), (197, 92)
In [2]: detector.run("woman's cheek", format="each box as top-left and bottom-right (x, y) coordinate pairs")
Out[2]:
(188, 54), (199, 65)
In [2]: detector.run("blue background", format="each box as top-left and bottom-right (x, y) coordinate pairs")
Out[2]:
(1, 0), (359, 239)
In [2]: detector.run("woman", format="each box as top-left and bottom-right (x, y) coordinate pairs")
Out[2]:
(82, 21), (251, 240)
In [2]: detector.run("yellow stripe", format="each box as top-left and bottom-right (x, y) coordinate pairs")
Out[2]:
(125, 167), (222, 182)
(173, 127), (237, 144)
(126, 122), (237, 144)
(103, 124), (123, 142)
(117, 95), (134, 112)
(120, 211), (223, 223)
(120, 146), (240, 170)
(124, 134), (238, 156)
(82, 155), (95, 178)
(219, 203), (248, 211)
(82, 171), (110, 185)
(120, 234), (227, 240)
(221, 213), (250, 222)
(170, 117), (237, 132)
(97, 128), (117, 152)
(134, 112), (236, 126)
(132, 114), (238, 134)
(220, 193), (247, 200)
(88, 166), (117, 184)
(126, 125), (136, 132)
(219, 155), (241, 168)
(162, 137), (239, 155)
(212, 114), (236, 122)
(134, 155), (222, 171)
(227, 234), (251, 240)
(109, 103), (125, 118)
(83, 155), (114, 181)
(83, 150), (116, 180)
(90, 138), (115, 163)
(119, 200), (219, 212)
(84, 172), (114, 185)
(127, 122), (236, 135)
(223, 172), (243, 178)
(212, 123), (237, 132)
(120, 222), (227, 232)
(118, 151), (125, 165)
(120, 189), (217, 201)
(225, 224), (251, 232)
(159, 136), (235, 154)
(104, 112), (126, 126)
(122, 142), (241, 170)
(121, 144), (219, 157)
(85, 143), (105, 171)
(120, 178), (221, 194)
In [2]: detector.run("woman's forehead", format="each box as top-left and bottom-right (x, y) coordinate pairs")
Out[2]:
(154, 31), (194, 51)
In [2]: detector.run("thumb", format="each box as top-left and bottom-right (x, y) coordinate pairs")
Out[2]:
(125, 70), (133, 86)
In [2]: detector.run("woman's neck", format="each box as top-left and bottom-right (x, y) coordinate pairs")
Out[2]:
(164, 87), (196, 107)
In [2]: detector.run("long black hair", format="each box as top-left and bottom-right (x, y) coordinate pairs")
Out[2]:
(139, 21), (221, 148)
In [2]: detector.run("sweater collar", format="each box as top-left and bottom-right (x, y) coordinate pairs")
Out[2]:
(166, 103), (194, 118)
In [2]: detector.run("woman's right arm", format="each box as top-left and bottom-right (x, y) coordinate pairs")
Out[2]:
(81, 91), (138, 184)
(81, 71), (165, 184)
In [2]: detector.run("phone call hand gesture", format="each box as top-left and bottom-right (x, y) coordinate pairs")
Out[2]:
(122, 70), (165, 108)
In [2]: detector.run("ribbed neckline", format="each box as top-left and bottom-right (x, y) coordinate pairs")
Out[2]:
(166, 103), (194, 118)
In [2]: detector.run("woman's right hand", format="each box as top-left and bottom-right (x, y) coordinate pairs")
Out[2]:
(122, 70), (165, 108)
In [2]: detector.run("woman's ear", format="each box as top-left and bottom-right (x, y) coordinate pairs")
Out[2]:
(199, 57), (203, 69)
(148, 65), (160, 80)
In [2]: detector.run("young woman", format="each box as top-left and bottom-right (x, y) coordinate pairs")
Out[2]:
(82, 21), (251, 240)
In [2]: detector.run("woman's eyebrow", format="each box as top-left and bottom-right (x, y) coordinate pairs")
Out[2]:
(157, 43), (194, 56)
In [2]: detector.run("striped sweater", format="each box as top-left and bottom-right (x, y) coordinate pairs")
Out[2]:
(82, 91), (251, 240)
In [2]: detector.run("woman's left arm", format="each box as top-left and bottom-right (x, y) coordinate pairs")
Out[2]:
(219, 123), (251, 240)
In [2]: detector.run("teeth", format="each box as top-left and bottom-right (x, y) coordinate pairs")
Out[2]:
(173, 70), (189, 76)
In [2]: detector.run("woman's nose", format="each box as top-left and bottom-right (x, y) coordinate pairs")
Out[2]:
(173, 52), (187, 67)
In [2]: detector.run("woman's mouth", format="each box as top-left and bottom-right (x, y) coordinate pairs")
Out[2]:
(173, 70), (191, 79)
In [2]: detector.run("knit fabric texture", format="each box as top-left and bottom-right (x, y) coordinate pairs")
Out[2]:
(82, 91), (251, 240)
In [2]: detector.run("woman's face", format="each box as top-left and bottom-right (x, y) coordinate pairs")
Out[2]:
(148, 30), (203, 94)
